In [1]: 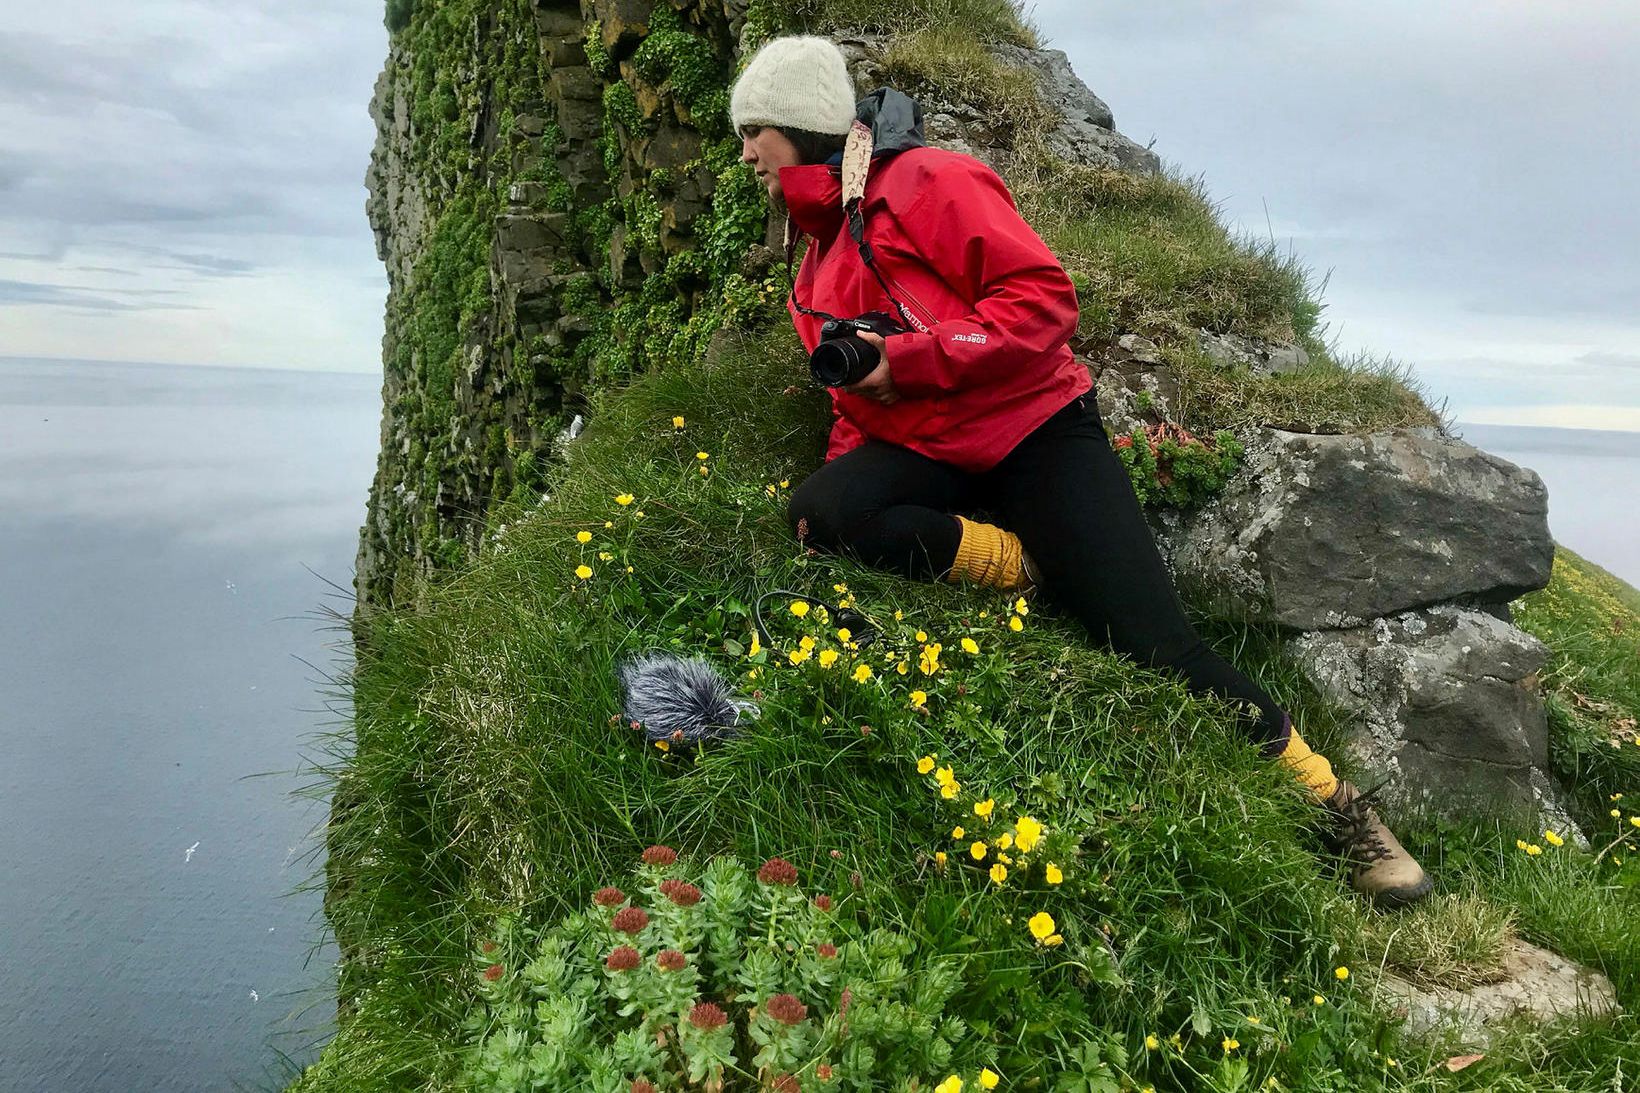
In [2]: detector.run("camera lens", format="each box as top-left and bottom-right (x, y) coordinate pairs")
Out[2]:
(810, 335), (880, 388)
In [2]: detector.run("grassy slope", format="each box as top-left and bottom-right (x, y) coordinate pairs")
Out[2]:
(305, 2), (1638, 1087)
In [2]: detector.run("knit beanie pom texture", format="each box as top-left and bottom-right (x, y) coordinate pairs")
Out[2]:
(730, 35), (857, 135)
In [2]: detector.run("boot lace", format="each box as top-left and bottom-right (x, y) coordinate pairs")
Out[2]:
(1331, 781), (1394, 865)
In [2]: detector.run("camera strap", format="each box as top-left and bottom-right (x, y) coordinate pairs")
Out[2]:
(785, 120), (922, 331)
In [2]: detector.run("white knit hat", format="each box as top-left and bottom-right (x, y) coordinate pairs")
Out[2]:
(730, 35), (857, 135)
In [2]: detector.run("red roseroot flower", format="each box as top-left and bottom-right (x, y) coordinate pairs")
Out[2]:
(813, 894), (832, 911)
(839, 988), (853, 1016)
(611, 906), (650, 934)
(757, 857), (798, 886)
(764, 993), (808, 1026)
(771, 1075), (800, 1093)
(630, 1081), (656, 1093)
(656, 948), (687, 972)
(817, 1063), (834, 1081)
(687, 1001), (728, 1031)
(641, 845), (678, 866)
(480, 940), (497, 954)
(605, 945), (640, 972)
(663, 881), (702, 907)
(482, 963), (504, 982)
(816, 942), (838, 959)
(593, 886), (627, 907)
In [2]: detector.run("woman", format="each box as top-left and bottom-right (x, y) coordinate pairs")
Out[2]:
(730, 36), (1431, 907)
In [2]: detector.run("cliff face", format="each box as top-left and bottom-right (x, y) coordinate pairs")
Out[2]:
(354, 0), (1160, 610)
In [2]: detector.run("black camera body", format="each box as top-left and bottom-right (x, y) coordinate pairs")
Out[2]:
(810, 311), (908, 388)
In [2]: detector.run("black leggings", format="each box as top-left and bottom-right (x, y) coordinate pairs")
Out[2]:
(789, 394), (1292, 754)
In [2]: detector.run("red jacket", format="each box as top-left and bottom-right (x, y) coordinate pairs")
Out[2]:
(781, 146), (1091, 473)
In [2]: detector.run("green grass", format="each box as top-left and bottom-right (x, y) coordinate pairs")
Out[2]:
(301, 333), (1640, 1090)
(767, 0), (1039, 47)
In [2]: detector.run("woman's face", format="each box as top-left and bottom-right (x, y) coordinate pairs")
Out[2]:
(739, 125), (803, 203)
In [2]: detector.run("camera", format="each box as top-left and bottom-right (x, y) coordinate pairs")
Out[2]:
(810, 311), (907, 388)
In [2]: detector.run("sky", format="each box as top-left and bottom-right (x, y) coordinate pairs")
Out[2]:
(2, 1), (1637, 430)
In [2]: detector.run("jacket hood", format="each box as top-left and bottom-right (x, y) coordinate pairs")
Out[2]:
(780, 87), (926, 237)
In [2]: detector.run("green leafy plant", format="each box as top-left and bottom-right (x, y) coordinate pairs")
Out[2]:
(1111, 422), (1243, 508)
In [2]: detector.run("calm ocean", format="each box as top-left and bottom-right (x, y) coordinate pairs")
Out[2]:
(0, 360), (1634, 1091)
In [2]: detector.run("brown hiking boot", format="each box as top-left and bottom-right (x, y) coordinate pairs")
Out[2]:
(1323, 781), (1434, 908)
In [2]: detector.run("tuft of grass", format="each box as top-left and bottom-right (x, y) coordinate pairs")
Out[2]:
(1344, 889), (1517, 991)
(1514, 547), (1640, 825)
(770, 0), (1039, 47)
(879, 27), (1055, 132)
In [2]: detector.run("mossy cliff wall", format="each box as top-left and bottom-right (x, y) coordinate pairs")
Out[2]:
(359, 0), (789, 609)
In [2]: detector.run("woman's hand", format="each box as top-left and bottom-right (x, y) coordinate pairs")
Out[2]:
(841, 332), (900, 405)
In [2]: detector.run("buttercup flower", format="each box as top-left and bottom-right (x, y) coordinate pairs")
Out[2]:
(1009, 616), (1024, 632)
(788, 648), (811, 666)
(1028, 911), (1056, 940)
(672, 415), (685, 428)
(696, 451), (709, 461)
(1313, 994), (1326, 1005)
(837, 628), (852, 642)
(575, 564), (593, 580)
(1544, 830), (1565, 847)
(598, 551), (613, 562)
(1631, 816), (1640, 829)
(917, 755), (936, 775)
(1145, 1034), (1160, 1050)
(961, 637), (980, 655)
(973, 798), (995, 820)
(934, 850), (948, 867)
(1613, 809), (1623, 818)
(952, 826), (965, 839)
(916, 630), (928, 642)
(799, 635), (818, 652)
(911, 690), (929, 710)
(995, 832), (1013, 850)
(1334, 966), (1350, 981)
(615, 493), (634, 506)
(748, 633), (762, 657)
(790, 601), (810, 618)
(934, 1077), (963, 1093)
(852, 664), (873, 683)
(941, 782), (960, 799)
(989, 863), (1008, 884)
(1044, 862), (1063, 884)
(1014, 815), (1043, 853)
(935, 766), (956, 788)
(1526, 843), (1543, 855)
(1014, 597), (1029, 616)
(970, 841), (988, 861)
(576, 530), (592, 543)
(979, 1068), (1000, 1090)
(919, 643), (942, 675)
(1222, 1038), (1240, 1053)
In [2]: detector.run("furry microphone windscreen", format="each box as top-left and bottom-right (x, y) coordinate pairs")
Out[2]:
(618, 653), (758, 748)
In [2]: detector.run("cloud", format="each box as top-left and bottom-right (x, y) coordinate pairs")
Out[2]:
(1577, 350), (1640, 371)
(0, 278), (196, 312)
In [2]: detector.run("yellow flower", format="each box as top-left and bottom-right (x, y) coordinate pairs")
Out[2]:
(1334, 966), (1350, 981)
(1544, 829), (1565, 847)
(917, 755), (936, 775)
(910, 690), (929, 709)
(934, 1077), (963, 1093)
(998, 853), (1012, 864)
(934, 850), (947, 867)
(916, 630), (928, 642)
(893, 610), (904, 621)
(1386, 1058), (1398, 1069)
(779, 479), (789, 488)
(952, 826), (965, 839)
(615, 493), (634, 506)
(979, 611), (987, 619)
(748, 633), (762, 657)
(1631, 816), (1640, 829)
(1145, 1034), (1160, 1051)
(852, 664), (873, 683)
(1008, 616), (1024, 632)
(799, 635), (817, 651)
(989, 863), (1007, 884)
(575, 530), (592, 543)
(1014, 815), (1043, 853)
(1044, 933), (1063, 947)
(996, 832), (1013, 850)
(672, 415), (685, 428)
(696, 451), (709, 461)
(973, 798), (995, 820)
(788, 648), (811, 666)
(918, 643), (942, 675)
(655, 740), (669, 752)
(817, 649), (840, 668)
(765, 484), (777, 497)
(940, 782), (960, 800)
(961, 637), (980, 655)
(1044, 862), (1063, 885)
(1028, 911), (1056, 940)
(1516, 838), (1531, 850)
(1526, 843), (1543, 855)
(1614, 793), (1625, 801)
(626, 566), (634, 573)
(574, 564), (593, 580)
(1612, 809), (1622, 818)
(790, 601), (810, 618)
(935, 766), (955, 787)
(604, 521), (613, 528)
(970, 841), (988, 861)
(1246, 1015), (1261, 1025)
(598, 551), (613, 562)
(1313, 994), (1326, 1006)
(698, 464), (709, 476)
(896, 661), (909, 675)
(1014, 597), (1029, 616)
(1222, 1038), (1240, 1053)
(979, 1069), (999, 1090)
(634, 510), (644, 518)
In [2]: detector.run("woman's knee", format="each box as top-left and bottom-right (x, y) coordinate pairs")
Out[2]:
(787, 475), (854, 550)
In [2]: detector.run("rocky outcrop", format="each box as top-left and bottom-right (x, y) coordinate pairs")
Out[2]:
(1380, 940), (1619, 1046)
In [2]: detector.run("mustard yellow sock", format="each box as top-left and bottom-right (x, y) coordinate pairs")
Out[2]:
(1279, 728), (1339, 801)
(947, 515), (1030, 591)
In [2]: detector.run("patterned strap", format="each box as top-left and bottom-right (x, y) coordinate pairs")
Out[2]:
(841, 119), (874, 209)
